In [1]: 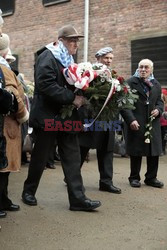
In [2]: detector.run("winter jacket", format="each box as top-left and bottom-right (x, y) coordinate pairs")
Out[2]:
(121, 76), (163, 156)
(29, 49), (79, 130)
(0, 65), (29, 172)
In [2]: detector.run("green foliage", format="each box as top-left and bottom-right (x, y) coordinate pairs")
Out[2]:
(60, 69), (138, 121)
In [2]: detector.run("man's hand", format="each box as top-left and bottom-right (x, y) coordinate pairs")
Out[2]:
(151, 109), (159, 117)
(130, 120), (140, 130)
(73, 95), (86, 109)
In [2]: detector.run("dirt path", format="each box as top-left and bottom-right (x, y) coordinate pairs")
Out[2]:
(0, 151), (167, 250)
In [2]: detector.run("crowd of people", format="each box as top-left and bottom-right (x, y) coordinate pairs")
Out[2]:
(0, 9), (166, 219)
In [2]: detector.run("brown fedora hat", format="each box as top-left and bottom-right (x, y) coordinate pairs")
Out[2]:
(58, 25), (84, 38)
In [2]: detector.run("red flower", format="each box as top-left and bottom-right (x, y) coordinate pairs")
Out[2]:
(112, 86), (116, 95)
(123, 86), (128, 94)
(117, 76), (125, 84)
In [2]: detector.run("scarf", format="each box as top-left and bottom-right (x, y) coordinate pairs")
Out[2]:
(133, 69), (155, 96)
(46, 41), (74, 68)
(0, 56), (11, 69)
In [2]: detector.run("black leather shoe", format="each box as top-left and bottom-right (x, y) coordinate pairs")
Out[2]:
(70, 199), (101, 211)
(22, 193), (37, 206)
(99, 182), (121, 194)
(0, 211), (7, 218)
(4, 204), (20, 211)
(46, 164), (56, 169)
(144, 178), (164, 188)
(130, 179), (141, 188)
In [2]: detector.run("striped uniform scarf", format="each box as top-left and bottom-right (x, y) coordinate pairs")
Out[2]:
(46, 41), (74, 68)
(133, 69), (154, 96)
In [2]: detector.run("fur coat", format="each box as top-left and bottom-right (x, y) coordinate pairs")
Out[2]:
(0, 65), (29, 172)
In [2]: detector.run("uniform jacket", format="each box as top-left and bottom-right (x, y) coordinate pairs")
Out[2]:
(121, 76), (163, 156)
(0, 65), (29, 172)
(29, 49), (79, 130)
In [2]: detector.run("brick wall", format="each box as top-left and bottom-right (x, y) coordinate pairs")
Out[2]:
(2, 0), (167, 81)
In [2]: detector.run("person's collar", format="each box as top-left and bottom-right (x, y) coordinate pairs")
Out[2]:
(0, 56), (11, 69)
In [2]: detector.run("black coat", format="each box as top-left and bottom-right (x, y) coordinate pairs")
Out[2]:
(29, 49), (78, 130)
(0, 88), (14, 114)
(121, 76), (163, 156)
(79, 130), (115, 151)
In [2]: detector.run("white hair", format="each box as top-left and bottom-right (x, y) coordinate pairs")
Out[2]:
(138, 59), (154, 69)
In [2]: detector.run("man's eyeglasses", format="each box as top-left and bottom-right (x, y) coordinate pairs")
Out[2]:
(139, 65), (150, 70)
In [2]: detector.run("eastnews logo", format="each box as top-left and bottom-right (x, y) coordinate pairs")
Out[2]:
(44, 119), (122, 132)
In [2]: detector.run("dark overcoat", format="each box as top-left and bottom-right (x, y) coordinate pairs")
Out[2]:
(121, 76), (163, 156)
(79, 130), (115, 151)
(29, 49), (79, 130)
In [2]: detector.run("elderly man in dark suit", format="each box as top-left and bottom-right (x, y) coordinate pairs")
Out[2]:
(121, 59), (164, 188)
(22, 25), (101, 211)
(79, 47), (121, 194)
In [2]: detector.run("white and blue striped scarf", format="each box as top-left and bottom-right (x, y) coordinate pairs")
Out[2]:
(46, 41), (74, 68)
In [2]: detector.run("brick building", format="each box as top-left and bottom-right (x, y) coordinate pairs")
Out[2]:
(1, 0), (167, 85)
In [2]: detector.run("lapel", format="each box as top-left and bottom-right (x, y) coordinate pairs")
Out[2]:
(131, 77), (157, 100)
(131, 77), (147, 99)
(148, 79), (157, 99)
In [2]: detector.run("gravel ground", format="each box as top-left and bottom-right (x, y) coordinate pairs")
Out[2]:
(0, 150), (167, 250)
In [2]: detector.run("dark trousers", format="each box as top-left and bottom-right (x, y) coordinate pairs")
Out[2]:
(129, 156), (159, 181)
(80, 146), (113, 185)
(23, 130), (86, 206)
(0, 172), (12, 210)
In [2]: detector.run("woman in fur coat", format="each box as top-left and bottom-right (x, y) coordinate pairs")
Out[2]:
(0, 33), (29, 218)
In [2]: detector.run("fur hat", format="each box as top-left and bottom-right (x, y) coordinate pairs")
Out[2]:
(6, 48), (16, 63)
(58, 25), (84, 39)
(0, 33), (10, 51)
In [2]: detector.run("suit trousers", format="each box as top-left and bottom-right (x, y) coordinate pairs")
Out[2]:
(23, 129), (86, 206)
(80, 146), (113, 185)
(129, 156), (159, 181)
(0, 172), (12, 210)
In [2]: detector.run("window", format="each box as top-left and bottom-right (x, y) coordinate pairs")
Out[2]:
(131, 36), (167, 86)
(42, 0), (70, 7)
(0, 0), (15, 16)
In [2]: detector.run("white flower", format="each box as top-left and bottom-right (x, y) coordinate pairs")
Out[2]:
(112, 79), (121, 91)
(78, 62), (93, 71)
(145, 138), (150, 143)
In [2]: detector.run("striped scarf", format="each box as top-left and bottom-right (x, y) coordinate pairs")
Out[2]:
(133, 69), (154, 96)
(46, 41), (74, 68)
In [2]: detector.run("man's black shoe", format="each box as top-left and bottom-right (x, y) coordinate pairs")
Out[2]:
(46, 164), (56, 169)
(4, 204), (20, 211)
(70, 199), (101, 211)
(144, 178), (164, 188)
(130, 179), (141, 188)
(0, 211), (7, 218)
(22, 193), (37, 206)
(99, 182), (121, 194)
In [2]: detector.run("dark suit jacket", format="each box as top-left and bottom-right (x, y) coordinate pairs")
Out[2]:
(121, 76), (163, 156)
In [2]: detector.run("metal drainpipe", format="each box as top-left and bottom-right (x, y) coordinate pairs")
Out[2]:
(84, 0), (89, 62)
